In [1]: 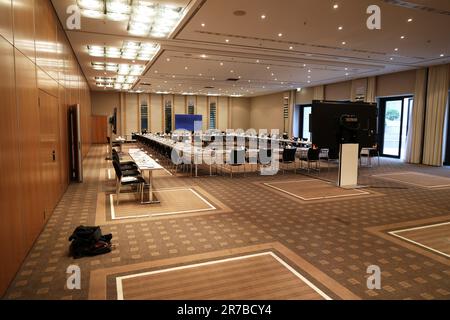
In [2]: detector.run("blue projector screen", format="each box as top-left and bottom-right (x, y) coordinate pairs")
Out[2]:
(175, 114), (203, 131)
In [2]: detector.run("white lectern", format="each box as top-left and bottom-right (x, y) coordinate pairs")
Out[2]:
(338, 143), (359, 187)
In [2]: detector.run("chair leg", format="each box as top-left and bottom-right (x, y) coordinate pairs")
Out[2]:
(116, 182), (121, 206)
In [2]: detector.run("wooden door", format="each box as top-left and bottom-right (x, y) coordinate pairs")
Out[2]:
(92, 115), (108, 144)
(39, 90), (61, 220)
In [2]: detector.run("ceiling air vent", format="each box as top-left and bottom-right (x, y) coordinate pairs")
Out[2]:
(226, 78), (240, 81)
(204, 86), (215, 89)
(140, 83), (152, 86)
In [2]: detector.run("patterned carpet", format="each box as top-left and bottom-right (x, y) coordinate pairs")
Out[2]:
(3, 145), (450, 300)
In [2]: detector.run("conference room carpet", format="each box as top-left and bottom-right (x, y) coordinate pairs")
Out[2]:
(3, 144), (450, 300)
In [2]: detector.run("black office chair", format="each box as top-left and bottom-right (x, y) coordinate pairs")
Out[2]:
(279, 147), (297, 174)
(112, 160), (145, 205)
(319, 148), (330, 171)
(300, 148), (321, 173)
(225, 149), (246, 178)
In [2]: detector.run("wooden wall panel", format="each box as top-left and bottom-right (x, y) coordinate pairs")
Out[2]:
(150, 93), (163, 133)
(39, 89), (61, 218)
(92, 116), (108, 144)
(0, 0), (13, 44)
(12, 0), (36, 61)
(14, 49), (45, 249)
(0, 36), (25, 296)
(0, 0), (92, 296)
(34, 0), (58, 81)
(37, 66), (59, 98)
(174, 95), (185, 115)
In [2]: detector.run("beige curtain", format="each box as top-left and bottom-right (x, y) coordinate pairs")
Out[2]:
(422, 64), (449, 166)
(405, 68), (427, 164)
(365, 77), (377, 103)
(313, 85), (324, 100)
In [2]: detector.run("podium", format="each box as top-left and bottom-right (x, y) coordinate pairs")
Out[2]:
(338, 143), (359, 187)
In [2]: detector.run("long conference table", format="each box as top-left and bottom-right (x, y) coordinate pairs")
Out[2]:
(128, 148), (164, 204)
(136, 134), (311, 177)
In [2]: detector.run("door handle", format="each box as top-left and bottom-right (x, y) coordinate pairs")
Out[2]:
(52, 150), (56, 161)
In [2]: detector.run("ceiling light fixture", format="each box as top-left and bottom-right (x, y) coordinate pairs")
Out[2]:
(341, 41), (346, 45)
(278, 33), (283, 37)
(440, 54), (445, 57)
(88, 42), (160, 61)
(394, 48), (399, 51)
(338, 26), (343, 30)
(333, 4), (339, 9)
(78, 1), (185, 38)
(400, 35), (405, 39)
(289, 46), (293, 50)
(261, 14), (266, 19)
(407, 18), (413, 22)
(201, 23), (205, 27)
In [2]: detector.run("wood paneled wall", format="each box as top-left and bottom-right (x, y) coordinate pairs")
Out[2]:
(0, 0), (92, 296)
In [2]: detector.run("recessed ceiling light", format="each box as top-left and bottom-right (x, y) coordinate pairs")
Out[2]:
(256, 59), (260, 63)
(274, 78), (278, 81)
(394, 48), (399, 51)
(220, 62), (224, 66)
(230, 70), (234, 73)
(199, 73), (202, 76)
(271, 73), (274, 76)
(201, 23), (205, 27)
(154, 70), (158, 73)
(307, 75), (311, 78)
(172, 75), (175, 78)
(185, 66), (188, 70)
(289, 46), (293, 50)
(338, 26), (343, 30)
(390, 57), (394, 60)
(166, 58), (170, 62)
(407, 18), (413, 22)
(278, 33), (283, 37)
(344, 67), (348, 71)
(333, 4), (339, 9)
(307, 80), (311, 83)
(303, 64), (306, 67)
(400, 36), (405, 39)
(201, 54), (207, 58)
(266, 66), (270, 69)
(341, 41), (346, 45)
(225, 39), (229, 43)
(345, 73), (349, 76)
(440, 54), (445, 57)
(261, 14), (266, 19)
(308, 69), (311, 73)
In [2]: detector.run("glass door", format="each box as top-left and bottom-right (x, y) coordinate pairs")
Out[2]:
(379, 96), (413, 158)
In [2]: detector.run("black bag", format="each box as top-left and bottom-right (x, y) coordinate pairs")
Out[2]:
(68, 226), (113, 259)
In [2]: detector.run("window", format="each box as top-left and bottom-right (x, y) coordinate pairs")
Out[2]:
(188, 101), (195, 115)
(283, 97), (289, 133)
(378, 96), (413, 158)
(140, 101), (148, 132)
(209, 102), (217, 129)
(164, 100), (172, 133)
(298, 105), (312, 141)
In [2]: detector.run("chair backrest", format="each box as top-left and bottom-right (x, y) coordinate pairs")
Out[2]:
(230, 149), (245, 165)
(283, 148), (297, 162)
(112, 160), (122, 179)
(171, 148), (184, 165)
(259, 148), (272, 165)
(319, 148), (329, 158)
(308, 148), (320, 160)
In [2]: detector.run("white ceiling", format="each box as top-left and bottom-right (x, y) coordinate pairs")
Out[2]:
(52, 0), (450, 97)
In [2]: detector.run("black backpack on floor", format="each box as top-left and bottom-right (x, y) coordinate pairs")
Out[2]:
(68, 226), (113, 259)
